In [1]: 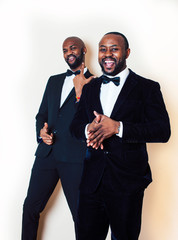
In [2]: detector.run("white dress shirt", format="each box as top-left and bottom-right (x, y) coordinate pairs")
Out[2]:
(60, 68), (87, 107)
(85, 67), (130, 138)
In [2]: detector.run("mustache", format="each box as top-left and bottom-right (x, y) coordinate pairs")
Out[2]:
(102, 57), (116, 63)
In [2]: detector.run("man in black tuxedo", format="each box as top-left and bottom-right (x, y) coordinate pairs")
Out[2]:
(70, 32), (171, 240)
(22, 36), (94, 239)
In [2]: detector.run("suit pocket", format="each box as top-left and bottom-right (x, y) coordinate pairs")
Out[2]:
(35, 142), (52, 158)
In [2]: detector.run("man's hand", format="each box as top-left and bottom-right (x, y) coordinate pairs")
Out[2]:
(73, 63), (95, 101)
(87, 111), (120, 150)
(87, 111), (102, 132)
(86, 111), (103, 149)
(40, 122), (53, 145)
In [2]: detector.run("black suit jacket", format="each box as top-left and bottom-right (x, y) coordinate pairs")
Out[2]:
(35, 70), (92, 165)
(70, 70), (171, 194)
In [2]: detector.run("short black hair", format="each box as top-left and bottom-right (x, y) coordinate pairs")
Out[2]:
(104, 32), (129, 50)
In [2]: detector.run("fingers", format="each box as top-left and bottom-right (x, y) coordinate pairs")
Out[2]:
(44, 139), (53, 145)
(40, 123), (53, 145)
(87, 136), (104, 150)
(86, 75), (96, 84)
(87, 128), (104, 147)
(87, 120), (101, 134)
(80, 62), (85, 75)
(41, 132), (52, 140)
(44, 122), (48, 130)
(100, 143), (104, 150)
(93, 111), (99, 117)
(87, 133), (104, 148)
(42, 133), (53, 145)
(93, 111), (102, 123)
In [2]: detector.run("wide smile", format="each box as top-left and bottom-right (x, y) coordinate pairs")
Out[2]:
(104, 60), (115, 68)
(102, 58), (116, 70)
(67, 55), (76, 64)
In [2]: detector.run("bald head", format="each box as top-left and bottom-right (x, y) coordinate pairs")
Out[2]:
(63, 36), (85, 49)
(62, 36), (87, 70)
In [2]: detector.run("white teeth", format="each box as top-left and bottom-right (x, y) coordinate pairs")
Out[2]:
(105, 60), (114, 63)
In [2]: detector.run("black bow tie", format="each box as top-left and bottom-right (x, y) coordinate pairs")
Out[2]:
(101, 75), (120, 86)
(66, 69), (81, 76)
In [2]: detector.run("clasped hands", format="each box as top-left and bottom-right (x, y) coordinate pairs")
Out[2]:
(87, 111), (120, 150)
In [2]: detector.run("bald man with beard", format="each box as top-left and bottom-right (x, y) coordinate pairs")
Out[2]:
(22, 37), (94, 240)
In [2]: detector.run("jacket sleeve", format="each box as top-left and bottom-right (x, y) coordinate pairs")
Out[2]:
(35, 77), (51, 142)
(122, 82), (171, 143)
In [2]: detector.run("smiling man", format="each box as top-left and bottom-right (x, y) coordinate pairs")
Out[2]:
(70, 32), (171, 240)
(22, 36), (94, 240)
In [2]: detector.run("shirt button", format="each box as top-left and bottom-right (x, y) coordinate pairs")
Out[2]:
(104, 151), (109, 154)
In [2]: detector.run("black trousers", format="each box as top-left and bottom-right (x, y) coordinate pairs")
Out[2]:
(76, 171), (144, 240)
(22, 153), (83, 240)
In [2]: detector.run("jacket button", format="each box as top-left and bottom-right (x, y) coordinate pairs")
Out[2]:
(53, 130), (57, 134)
(104, 151), (109, 154)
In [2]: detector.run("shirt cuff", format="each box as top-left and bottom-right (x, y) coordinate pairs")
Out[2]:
(37, 136), (43, 143)
(85, 124), (89, 139)
(116, 121), (123, 138)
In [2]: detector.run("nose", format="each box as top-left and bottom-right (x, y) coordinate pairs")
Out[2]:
(104, 49), (112, 57)
(67, 49), (72, 55)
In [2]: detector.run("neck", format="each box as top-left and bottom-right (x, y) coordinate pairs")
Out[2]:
(70, 64), (85, 72)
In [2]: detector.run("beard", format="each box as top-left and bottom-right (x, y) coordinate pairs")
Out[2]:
(100, 57), (126, 76)
(66, 51), (84, 69)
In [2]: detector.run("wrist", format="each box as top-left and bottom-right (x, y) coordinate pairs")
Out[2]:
(115, 121), (120, 134)
(76, 96), (80, 102)
(75, 86), (82, 97)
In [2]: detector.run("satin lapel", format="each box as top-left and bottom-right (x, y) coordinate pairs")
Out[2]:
(110, 71), (138, 118)
(90, 77), (103, 114)
(53, 73), (66, 111)
(60, 88), (75, 108)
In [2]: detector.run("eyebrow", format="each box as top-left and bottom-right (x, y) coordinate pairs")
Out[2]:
(63, 44), (77, 50)
(99, 44), (118, 47)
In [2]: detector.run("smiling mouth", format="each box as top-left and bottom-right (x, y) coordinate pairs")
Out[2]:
(104, 60), (115, 68)
(102, 58), (116, 69)
(67, 55), (76, 63)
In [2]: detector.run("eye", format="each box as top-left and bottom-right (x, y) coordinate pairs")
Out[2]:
(111, 48), (118, 52)
(99, 48), (106, 52)
(63, 49), (67, 53)
(71, 46), (77, 50)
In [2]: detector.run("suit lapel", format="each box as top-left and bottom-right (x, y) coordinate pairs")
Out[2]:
(61, 88), (75, 108)
(90, 77), (104, 114)
(110, 70), (138, 118)
(53, 73), (66, 111)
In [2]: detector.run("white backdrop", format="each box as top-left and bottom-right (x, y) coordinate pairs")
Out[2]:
(0, 0), (178, 239)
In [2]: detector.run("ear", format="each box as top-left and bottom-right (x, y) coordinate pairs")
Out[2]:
(83, 47), (87, 55)
(125, 48), (130, 59)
